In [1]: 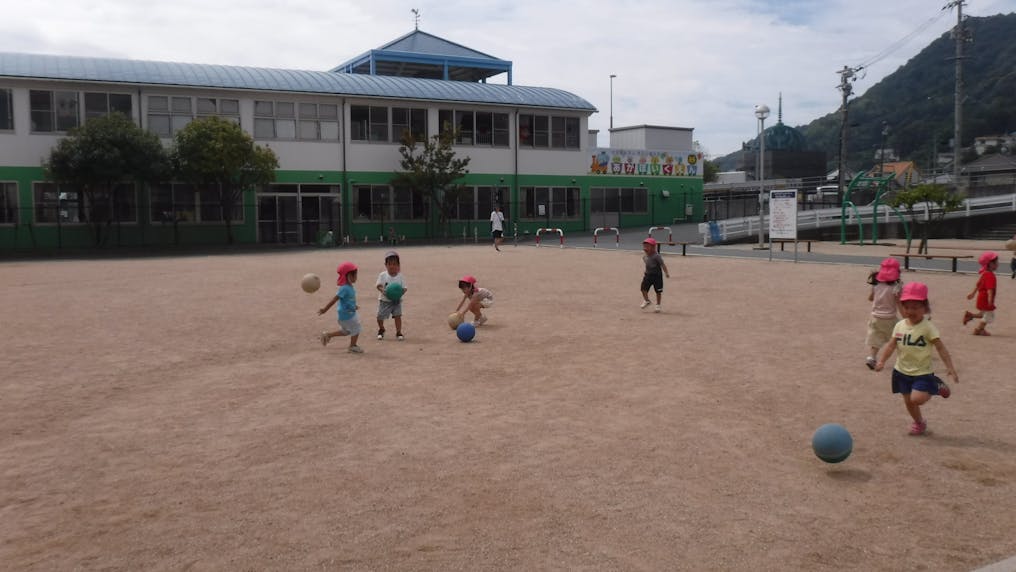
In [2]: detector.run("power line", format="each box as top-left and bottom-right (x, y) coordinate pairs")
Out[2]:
(855, 11), (950, 71)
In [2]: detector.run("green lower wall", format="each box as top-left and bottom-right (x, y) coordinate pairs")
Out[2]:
(0, 166), (703, 251)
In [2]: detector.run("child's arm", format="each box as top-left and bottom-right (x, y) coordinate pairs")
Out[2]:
(868, 289), (874, 302)
(661, 260), (670, 278)
(967, 277), (981, 300)
(873, 338), (897, 372)
(932, 339), (959, 383)
(318, 295), (339, 315)
(455, 293), (468, 313)
(987, 287), (996, 309)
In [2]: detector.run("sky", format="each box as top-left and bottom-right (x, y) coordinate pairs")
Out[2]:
(3, 0), (1014, 158)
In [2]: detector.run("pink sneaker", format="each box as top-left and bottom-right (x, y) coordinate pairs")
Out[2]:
(908, 420), (927, 436)
(937, 380), (951, 399)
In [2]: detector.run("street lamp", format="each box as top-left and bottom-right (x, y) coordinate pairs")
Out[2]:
(754, 104), (770, 248)
(609, 74), (617, 130)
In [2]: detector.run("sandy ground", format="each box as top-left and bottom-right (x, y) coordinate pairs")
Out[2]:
(2, 241), (1015, 571)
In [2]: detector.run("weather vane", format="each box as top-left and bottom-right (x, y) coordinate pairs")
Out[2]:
(411, 8), (420, 30)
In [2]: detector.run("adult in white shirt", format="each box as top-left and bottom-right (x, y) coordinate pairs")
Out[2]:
(490, 205), (505, 251)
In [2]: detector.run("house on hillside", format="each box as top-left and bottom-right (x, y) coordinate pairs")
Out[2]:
(973, 134), (1015, 156)
(961, 154), (1016, 188)
(867, 161), (920, 189)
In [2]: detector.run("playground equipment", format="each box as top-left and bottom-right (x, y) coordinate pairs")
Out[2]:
(647, 226), (673, 252)
(593, 227), (620, 248)
(839, 172), (910, 246)
(536, 228), (564, 248)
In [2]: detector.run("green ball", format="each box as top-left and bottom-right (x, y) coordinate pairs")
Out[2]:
(812, 423), (853, 464)
(385, 282), (404, 302)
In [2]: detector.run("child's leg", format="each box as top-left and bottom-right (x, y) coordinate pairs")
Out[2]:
(394, 315), (403, 334)
(654, 289), (662, 304)
(349, 333), (359, 347)
(468, 299), (483, 319)
(641, 288), (651, 302)
(902, 393), (925, 422)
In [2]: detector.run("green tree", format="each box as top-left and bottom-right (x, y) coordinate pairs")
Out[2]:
(44, 113), (169, 246)
(390, 129), (471, 237)
(887, 183), (965, 254)
(703, 160), (720, 183)
(171, 117), (278, 244)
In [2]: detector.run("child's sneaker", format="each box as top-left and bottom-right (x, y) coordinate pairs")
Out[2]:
(962, 311), (974, 325)
(640, 300), (651, 309)
(475, 315), (488, 326)
(396, 333), (405, 341)
(654, 304), (661, 313)
(348, 345), (364, 354)
(865, 357), (876, 370)
(937, 380), (951, 399)
(377, 329), (385, 340)
(320, 332), (329, 346)
(973, 329), (991, 336)
(908, 420), (927, 436)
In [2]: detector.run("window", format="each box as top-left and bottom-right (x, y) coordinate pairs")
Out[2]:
(451, 186), (507, 220)
(1, 182), (17, 224)
(518, 114), (580, 149)
(354, 184), (426, 220)
(34, 182), (137, 223)
(439, 109), (509, 147)
(590, 187), (648, 214)
(150, 95), (239, 137)
(391, 107), (427, 142)
(149, 183), (242, 223)
(350, 105), (392, 142)
(30, 90), (79, 133)
(0, 89), (13, 131)
(520, 186), (581, 219)
(295, 102), (339, 140)
(84, 92), (132, 121)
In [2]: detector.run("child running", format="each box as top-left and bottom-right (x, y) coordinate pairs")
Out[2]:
(318, 261), (363, 353)
(963, 251), (998, 336)
(639, 237), (670, 313)
(864, 258), (902, 369)
(375, 250), (407, 341)
(874, 282), (959, 436)
(454, 275), (494, 327)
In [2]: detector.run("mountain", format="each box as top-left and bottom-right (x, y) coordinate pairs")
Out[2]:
(714, 12), (1016, 174)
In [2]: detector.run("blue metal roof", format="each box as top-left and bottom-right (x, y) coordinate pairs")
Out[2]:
(0, 52), (595, 112)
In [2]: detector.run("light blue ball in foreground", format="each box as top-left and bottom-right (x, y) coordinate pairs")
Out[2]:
(456, 322), (475, 342)
(812, 423), (853, 464)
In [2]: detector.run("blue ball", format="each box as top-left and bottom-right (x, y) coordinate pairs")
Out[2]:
(456, 322), (475, 342)
(812, 423), (853, 464)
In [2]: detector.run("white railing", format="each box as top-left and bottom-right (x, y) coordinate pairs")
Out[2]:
(698, 193), (1016, 245)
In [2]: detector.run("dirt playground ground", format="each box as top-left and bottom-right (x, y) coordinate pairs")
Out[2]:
(2, 241), (1015, 571)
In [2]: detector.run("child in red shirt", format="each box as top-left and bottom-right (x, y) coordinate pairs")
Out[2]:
(963, 251), (999, 336)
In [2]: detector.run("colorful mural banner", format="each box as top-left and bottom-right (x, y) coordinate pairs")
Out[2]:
(588, 148), (703, 178)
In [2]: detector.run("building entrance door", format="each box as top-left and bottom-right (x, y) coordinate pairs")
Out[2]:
(257, 184), (342, 245)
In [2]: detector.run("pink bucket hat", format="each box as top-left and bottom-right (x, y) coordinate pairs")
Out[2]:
(336, 261), (357, 285)
(900, 282), (928, 302)
(875, 257), (900, 282)
(643, 237), (658, 246)
(978, 251), (998, 269)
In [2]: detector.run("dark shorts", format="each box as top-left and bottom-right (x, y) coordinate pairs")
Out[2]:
(641, 272), (663, 293)
(891, 370), (943, 395)
(492, 230), (503, 238)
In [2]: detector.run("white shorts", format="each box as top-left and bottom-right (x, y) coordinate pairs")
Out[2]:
(980, 310), (995, 324)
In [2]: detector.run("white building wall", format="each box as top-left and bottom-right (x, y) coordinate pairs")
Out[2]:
(0, 79), (594, 177)
(609, 125), (694, 152)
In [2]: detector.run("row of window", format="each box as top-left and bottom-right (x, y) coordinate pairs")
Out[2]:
(1, 88), (582, 150)
(0, 184), (647, 225)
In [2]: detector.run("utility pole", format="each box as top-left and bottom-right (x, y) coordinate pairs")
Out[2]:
(836, 66), (857, 205)
(945, 0), (969, 193)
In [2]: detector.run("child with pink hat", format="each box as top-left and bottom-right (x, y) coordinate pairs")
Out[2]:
(963, 251), (999, 336)
(317, 261), (364, 353)
(863, 258), (903, 369)
(875, 282), (959, 436)
(639, 237), (671, 313)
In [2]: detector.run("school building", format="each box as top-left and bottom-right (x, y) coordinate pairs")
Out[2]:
(0, 30), (704, 251)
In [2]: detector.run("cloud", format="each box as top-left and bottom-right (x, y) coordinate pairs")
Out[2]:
(2, 0), (1012, 157)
